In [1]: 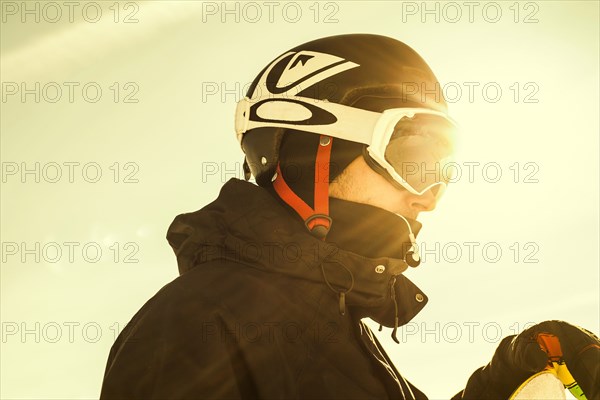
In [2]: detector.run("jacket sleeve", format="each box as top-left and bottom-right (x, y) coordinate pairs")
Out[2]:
(100, 287), (258, 400)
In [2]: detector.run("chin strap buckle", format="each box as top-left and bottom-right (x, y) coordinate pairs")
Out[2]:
(304, 214), (332, 240)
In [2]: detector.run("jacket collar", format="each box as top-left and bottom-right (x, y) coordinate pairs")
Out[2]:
(167, 179), (428, 328)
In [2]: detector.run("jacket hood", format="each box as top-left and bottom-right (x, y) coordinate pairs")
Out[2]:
(166, 179), (428, 334)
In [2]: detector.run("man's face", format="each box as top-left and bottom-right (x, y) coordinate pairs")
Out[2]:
(329, 156), (438, 220)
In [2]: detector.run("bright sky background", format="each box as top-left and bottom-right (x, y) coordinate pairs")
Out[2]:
(1, 1), (598, 399)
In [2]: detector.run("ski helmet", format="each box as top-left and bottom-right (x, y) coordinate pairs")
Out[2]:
(235, 34), (457, 239)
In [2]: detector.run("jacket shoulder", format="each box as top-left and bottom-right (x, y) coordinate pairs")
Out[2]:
(100, 261), (263, 399)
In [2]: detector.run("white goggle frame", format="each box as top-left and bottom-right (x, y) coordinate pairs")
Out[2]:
(235, 95), (458, 196)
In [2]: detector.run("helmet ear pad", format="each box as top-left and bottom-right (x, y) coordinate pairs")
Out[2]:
(241, 127), (285, 187)
(241, 124), (364, 199)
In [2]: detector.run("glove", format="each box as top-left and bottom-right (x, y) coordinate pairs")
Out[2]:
(453, 320), (600, 400)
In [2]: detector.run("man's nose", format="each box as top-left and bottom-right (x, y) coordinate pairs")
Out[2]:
(409, 188), (438, 212)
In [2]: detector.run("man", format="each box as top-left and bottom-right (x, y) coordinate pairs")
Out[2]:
(100, 34), (599, 399)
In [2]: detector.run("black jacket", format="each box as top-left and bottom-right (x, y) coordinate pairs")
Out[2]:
(100, 179), (431, 399)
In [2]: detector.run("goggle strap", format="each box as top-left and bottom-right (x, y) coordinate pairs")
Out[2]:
(235, 96), (380, 145)
(235, 95), (457, 145)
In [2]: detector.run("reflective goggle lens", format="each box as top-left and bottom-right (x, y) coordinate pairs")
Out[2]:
(383, 113), (456, 195)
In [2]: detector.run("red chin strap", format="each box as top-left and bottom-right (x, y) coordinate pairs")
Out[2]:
(272, 135), (333, 240)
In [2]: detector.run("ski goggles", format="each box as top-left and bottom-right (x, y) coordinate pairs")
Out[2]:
(235, 96), (458, 197)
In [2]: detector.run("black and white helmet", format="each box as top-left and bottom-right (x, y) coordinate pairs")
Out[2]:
(235, 34), (456, 238)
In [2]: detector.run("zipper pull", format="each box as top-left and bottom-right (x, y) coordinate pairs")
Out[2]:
(339, 292), (346, 316)
(390, 276), (400, 344)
